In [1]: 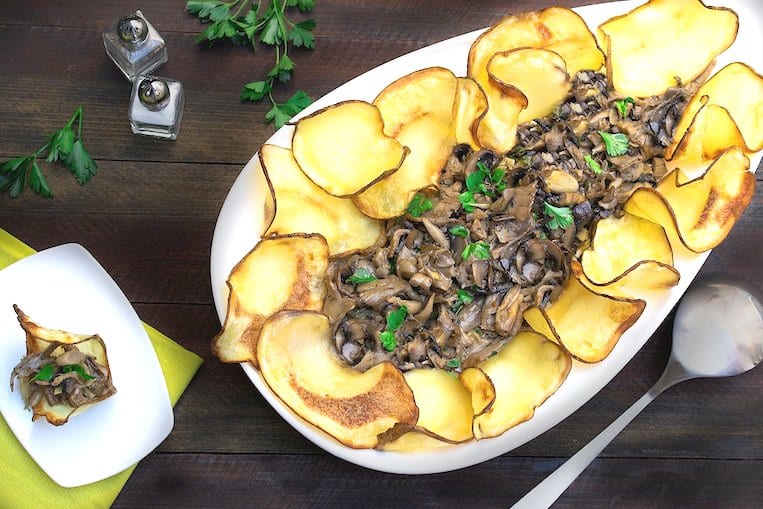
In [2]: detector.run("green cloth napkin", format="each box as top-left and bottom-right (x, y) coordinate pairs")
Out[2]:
(0, 228), (204, 508)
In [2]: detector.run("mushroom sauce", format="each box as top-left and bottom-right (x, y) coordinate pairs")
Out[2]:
(326, 71), (694, 373)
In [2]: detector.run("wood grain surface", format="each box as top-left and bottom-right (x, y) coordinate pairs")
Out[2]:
(1, 1), (761, 507)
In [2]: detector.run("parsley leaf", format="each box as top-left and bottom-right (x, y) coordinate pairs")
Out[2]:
(31, 363), (55, 382)
(544, 202), (574, 230)
(462, 241), (490, 261)
(597, 131), (630, 156)
(451, 288), (474, 313)
(459, 191), (478, 213)
(345, 267), (377, 285)
(407, 194), (433, 217)
(584, 154), (602, 175)
(0, 106), (96, 198)
(379, 305), (408, 352)
(448, 225), (469, 238)
(614, 97), (636, 118)
(491, 167), (508, 192)
(466, 162), (491, 195)
(187, 0), (318, 128)
(445, 358), (461, 369)
(62, 364), (95, 381)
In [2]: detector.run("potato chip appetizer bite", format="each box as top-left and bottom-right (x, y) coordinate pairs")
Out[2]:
(10, 306), (117, 426)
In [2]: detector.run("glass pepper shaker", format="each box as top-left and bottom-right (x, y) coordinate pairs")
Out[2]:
(129, 76), (184, 139)
(102, 10), (168, 81)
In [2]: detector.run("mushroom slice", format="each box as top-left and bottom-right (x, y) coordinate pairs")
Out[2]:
(488, 48), (572, 125)
(459, 367), (496, 417)
(597, 0), (738, 97)
(524, 273), (645, 363)
(211, 234), (328, 366)
(260, 144), (383, 255)
(11, 306), (116, 426)
(467, 7), (603, 152)
(666, 98), (748, 166)
(453, 77), (488, 150)
(667, 62), (763, 159)
(473, 331), (571, 439)
(353, 114), (453, 219)
(579, 212), (679, 298)
(256, 311), (418, 449)
(373, 67), (458, 137)
(624, 147), (755, 253)
(291, 100), (407, 197)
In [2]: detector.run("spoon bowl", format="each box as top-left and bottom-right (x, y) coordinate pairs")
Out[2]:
(512, 277), (763, 509)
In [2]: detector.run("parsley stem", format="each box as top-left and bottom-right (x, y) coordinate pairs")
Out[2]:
(232, 0), (249, 18)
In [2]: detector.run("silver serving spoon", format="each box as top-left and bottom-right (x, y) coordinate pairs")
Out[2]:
(513, 278), (763, 509)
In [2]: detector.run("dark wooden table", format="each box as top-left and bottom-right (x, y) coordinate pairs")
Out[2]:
(2, 1), (761, 507)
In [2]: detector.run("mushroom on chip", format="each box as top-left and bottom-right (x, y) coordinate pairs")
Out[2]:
(625, 147), (755, 253)
(211, 234), (329, 366)
(291, 100), (408, 197)
(256, 311), (418, 449)
(597, 0), (738, 98)
(524, 274), (646, 363)
(260, 144), (384, 255)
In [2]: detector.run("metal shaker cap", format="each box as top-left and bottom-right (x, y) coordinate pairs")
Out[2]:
(117, 13), (148, 46)
(138, 77), (170, 110)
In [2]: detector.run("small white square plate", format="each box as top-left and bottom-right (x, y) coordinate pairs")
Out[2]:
(0, 244), (173, 487)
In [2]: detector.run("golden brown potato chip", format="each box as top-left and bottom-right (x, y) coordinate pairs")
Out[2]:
(353, 114), (453, 219)
(467, 7), (603, 152)
(256, 311), (418, 448)
(524, 274), (646, 363)
(488, 48), (572, 124)
(260, 144), (383, 255)
(291, 101), (407, 197)
(402, 368), (474, 443)
(453, 77), (488, 150)
(11, 307), (116, 426)
(668, 62), (763, 157)
(579, 212), (679, 297)
(459, 367), (495, 417)
(211, 234), (328, 366)
(373, 67), (458, 137)
(473, 331), (571, 439)
(597, 0), (738, 97)
(625, 147), (755, 253)
(666, 98), (748, 165)
(377, 429), (453, 451)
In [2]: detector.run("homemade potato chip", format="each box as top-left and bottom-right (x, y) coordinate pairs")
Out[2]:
(579, 212), (679, 297)
(597, 0), (738, 97)
(668, 62), (763, 158)
(402, 368), (474, 443)
(667, 99), (748, 165)
(373, 67), (458, 137)
(473, 331), (571, 439)
(353, 114), (453, 219)
(625, 147), (755, 253)
(467, 7), (603, 152)
(291, 101), (407, 197)
(489, 48), (572, 124)
(211, 234), (328, 366)
(453, 77), (488, 149)
(524, 274), (646, 363)
(260, 144), (383, 255)
(459, 367), (495, 417)
(256, 311), (418, 448)
(377, 430), (454, 451)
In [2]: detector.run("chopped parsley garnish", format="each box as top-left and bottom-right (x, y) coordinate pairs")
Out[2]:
(461, 241), (490, 261)
(543, 202), (574, 230)
(459, 190), (478, 213)
(445, 358), (461, 369)
(379, 305), (408, 352)
(345, 267), (377, 285)
(451, 288), (474, 313)
(584, 154), (603, 175)
(466, 162), (491, 195)
(62, 364), (95, 381)
(491, 167), (508, 192)
(597, 131), (630, 157)
(407, 194), (433, 217)
(614, 97), (636, 118)
(31, 364), (55, 382)
(448, 225), (469, 238)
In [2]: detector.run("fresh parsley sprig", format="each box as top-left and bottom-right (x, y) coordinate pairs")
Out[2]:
(379, 305), (408, 352)
(543, 202), (574, 230)
(407, 194), (433, 217)
(187, 0), (317, 128)
(597, 130), (630, 157)
(462, 241), (490, 261)
(584, 154), (602, 175)
(614, 97), (636, 118)
(345, 267), (377, 285)
(0, 106), (96, 198)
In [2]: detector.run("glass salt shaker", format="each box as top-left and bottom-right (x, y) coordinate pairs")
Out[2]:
(102, 10), (168, 81)
(129, 76), (184, 139)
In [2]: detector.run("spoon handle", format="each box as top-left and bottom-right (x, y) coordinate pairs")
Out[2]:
(512, 383), (669, 509)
